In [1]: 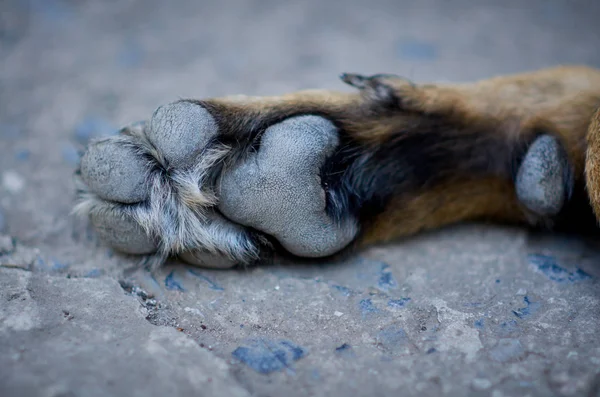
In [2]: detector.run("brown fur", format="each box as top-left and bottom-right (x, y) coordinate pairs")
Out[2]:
(586, 107), (600, 220)
(198, 66), (600, 250)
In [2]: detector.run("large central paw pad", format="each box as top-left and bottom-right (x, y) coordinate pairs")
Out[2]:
(218, 116), (358, 257)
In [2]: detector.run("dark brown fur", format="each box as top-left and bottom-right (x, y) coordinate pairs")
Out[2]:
(194, 66), (600, 253)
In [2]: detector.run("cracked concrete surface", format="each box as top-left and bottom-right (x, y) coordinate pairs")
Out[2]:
(2, 0), (600, 396)
(0, 267), (251, 397)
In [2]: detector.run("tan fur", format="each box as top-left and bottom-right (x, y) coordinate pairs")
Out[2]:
(586, 107), (600, 220)
(359, 178), (524, 246)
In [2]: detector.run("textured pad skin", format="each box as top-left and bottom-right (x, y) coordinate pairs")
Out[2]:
(80, 139), (150, 204)
(89, 210), (157, 255)
(147, 101), (219, 169)
(218, 116), (358, 257)
(516, 134), (572, 216)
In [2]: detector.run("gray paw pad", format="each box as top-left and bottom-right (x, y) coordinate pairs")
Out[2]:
(218, 115), (358, 257)
(89, 209), (157, 255)
(516, 134), (572, 216)
(77, 102), (256, 265)
(147, 101), (218, 169)
(80, 139), (150, 204)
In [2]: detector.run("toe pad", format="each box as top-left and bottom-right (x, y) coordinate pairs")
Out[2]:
(80, 139), (150, 204)
(516, 134), (572, 216)
(147, 101), (218, 169)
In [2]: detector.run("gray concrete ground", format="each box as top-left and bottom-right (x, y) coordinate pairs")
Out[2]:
(2, 0), (600, 396)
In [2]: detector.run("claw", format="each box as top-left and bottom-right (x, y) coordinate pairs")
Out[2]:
(340, 73), (368, 89)
(340, 73), (411, 109)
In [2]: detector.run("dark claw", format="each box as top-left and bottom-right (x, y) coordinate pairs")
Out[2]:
(340, 73), (368, 89)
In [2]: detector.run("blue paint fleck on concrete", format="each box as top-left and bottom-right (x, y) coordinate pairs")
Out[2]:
(474, 318), (485, 329)
(335, 343), (355, 358)
(359, 298), (378, 315)
(355, 258), (398, 291)
(31, 256), (47, 271)
(32, 257), (68, 273)
(497, 319), (520, 337)
(397, 39), (438, 61)
(74, 117), (117, 144)
(512, 296), (541, 319)
(137, 271), (164, 298)
(335, 343), (351, 353)
(528, 254), (592, 283)
(378, 264), (398, 291)
(84, 268), (102, 278)
(426, 348), (436, 354)
(232, 339), (307, 374)
(388, 298), (411, 309)
(331, 285), (352, 297)
(165, 271), (185, 291)
(51, 259), (69, 271)
(376, 326), (408, 353)
(61, 143), (80, 166)
(188, 269), (224, 291)
(15, 149), (30, 161)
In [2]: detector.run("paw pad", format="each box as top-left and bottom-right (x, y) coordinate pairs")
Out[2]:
(147, 101), (219, 169)
(218, 116), (358, 257)
(79, 138), (151, 204)
(76, 104), (357, 266)
(516, 134), (572, 216)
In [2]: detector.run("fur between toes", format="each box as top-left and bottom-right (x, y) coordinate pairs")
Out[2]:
(74, 105), (261, 268)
